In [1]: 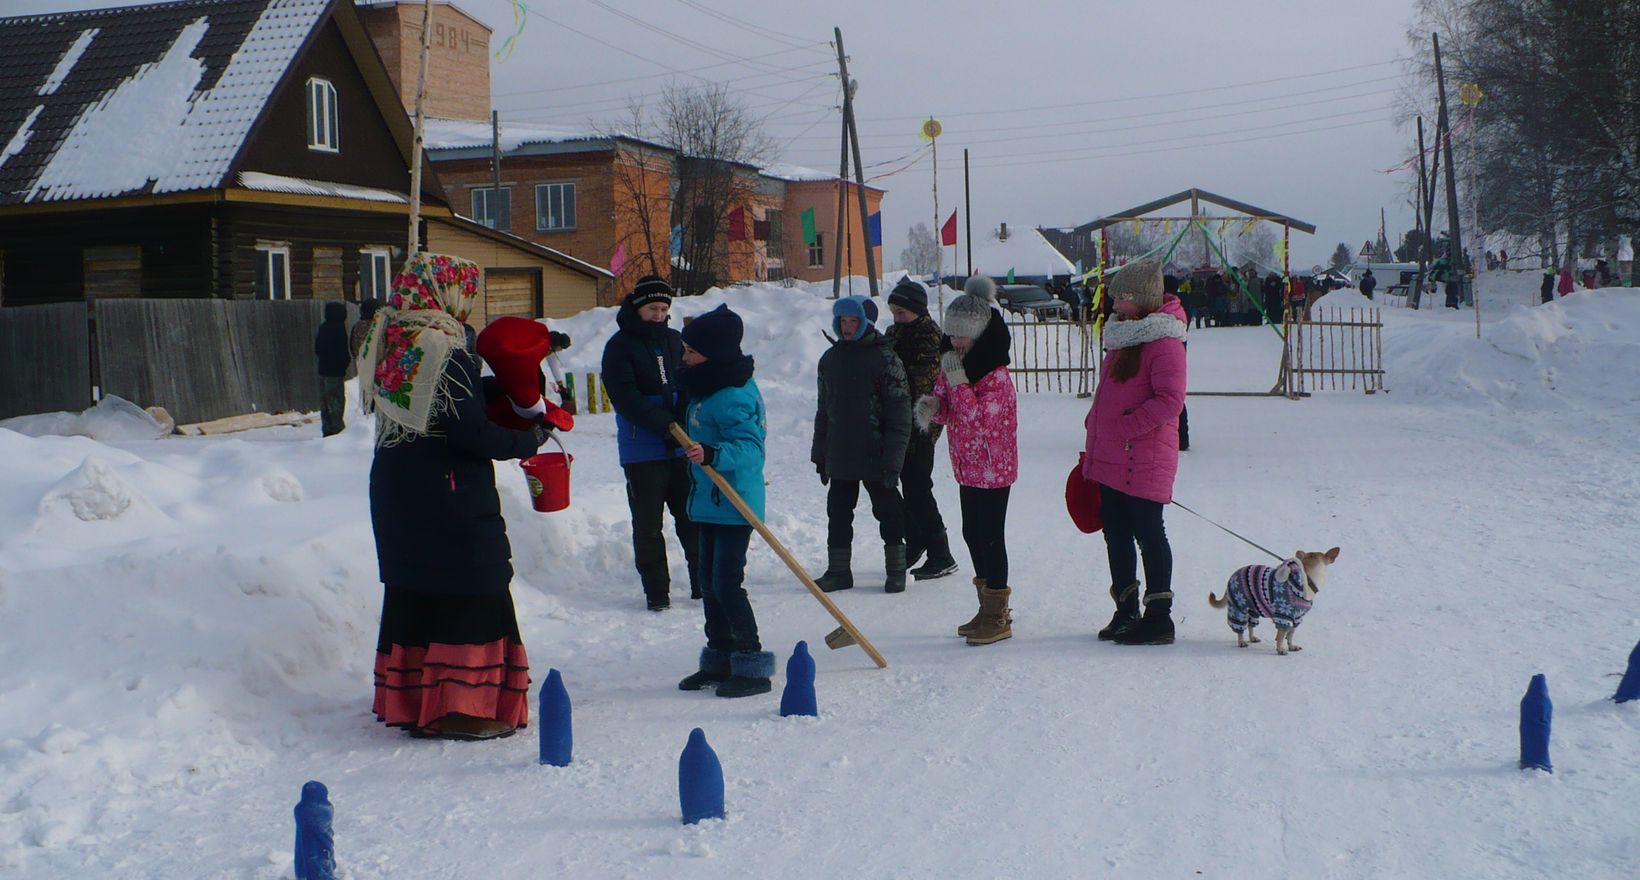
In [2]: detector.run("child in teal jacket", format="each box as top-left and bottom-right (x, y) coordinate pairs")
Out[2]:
(675, 305), (774, 699)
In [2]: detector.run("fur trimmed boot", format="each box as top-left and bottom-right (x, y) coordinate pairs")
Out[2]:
(965, 587), (1013, 646)
(884, 543), (908, 594)
(1097, 582), (1141, 641)
(716, 650), (775, 699)
(1113, 591), (1174, 645)
(910, 530), (959, 581)
(956, 577), (987, 637)
(678, 647), (731, 691)
(816, 546), (853, 593)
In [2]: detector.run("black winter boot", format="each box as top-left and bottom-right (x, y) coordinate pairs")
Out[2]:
(678, 647), (730, 691)
(884, 543), (908, 594)
(910, 530), (959, 581)
(1097, 582), (1141, 641)
(1114, 591), (1175, 645)
(716, 650), (774, 699)
(817, 546), (853, 593)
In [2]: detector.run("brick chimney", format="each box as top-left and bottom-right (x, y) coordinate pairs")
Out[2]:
(357, 1), (492, 121)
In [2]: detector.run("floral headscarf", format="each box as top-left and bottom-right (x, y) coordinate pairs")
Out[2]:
(356, 252), (484, 445)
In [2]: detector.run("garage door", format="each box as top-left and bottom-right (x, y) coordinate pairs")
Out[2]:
(486, 271), (537, 319)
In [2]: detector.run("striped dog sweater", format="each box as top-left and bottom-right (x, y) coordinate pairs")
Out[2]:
(1223, 559), (1312, 633)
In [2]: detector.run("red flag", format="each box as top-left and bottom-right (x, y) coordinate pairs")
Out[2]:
(939, 210), (957, 246)
(728, 207), (747, 242)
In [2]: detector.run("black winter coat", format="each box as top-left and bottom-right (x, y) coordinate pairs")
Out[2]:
(600, 302), (687, 463)
(812, 327), (913, 483)
(1359, 274), (1377, 297)
(314, 302), (351, 377)
(369, 349), (541, 595)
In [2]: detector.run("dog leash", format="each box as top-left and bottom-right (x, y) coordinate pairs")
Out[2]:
(1169, 500), (1284, 563)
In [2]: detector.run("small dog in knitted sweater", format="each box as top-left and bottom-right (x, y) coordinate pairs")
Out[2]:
(1208, 547), (1340, 655)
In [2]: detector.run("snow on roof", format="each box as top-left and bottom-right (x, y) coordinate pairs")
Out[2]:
(758, 162), (885, 191)
(423, 116), (658, 153)
(237, 171), (407, 203)
(446, 212), (614, 278)
(967, 225), (1076, 278)
(38, 27), (98, 97)
(0, 0), (331, 204)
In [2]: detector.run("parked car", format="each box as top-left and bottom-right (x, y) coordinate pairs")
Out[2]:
(995, 284), (1070, 319)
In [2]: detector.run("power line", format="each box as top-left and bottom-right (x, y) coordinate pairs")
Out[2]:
(492, 46), (831, 98)
(780, 83), (1402, 152)
(496, 63), (835, 115)
(852, 59), (1405, 123)
(965, 115), (1400, 171)
(584, 0), (819, 85)
(671, 0), (825, 50)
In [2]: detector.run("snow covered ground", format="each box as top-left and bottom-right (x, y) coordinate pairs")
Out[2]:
(2, 275), (1637, 878)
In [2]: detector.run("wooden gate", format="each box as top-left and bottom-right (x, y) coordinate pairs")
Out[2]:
(1004, 318), (1097, 396)
(1283, 306), (1384, 395)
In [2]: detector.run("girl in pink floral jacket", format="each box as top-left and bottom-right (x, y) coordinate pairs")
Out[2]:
(914, 276), (1018, 645)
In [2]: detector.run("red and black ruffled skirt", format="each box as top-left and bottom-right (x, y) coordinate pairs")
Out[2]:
(372, 587), (531, 734)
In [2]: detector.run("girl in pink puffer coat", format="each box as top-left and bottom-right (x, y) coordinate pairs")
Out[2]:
(1084, 259), (1187, 646)
(915, 276), (1018, 646)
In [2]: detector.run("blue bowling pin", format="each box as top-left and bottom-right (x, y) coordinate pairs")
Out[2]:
(539, 668), (572, 766)
(780, 641), (817, 717)
(294, 780), (335, 880)
(678, 727), (725, 824)
(1614, 641), (1640, 703)
(1519, 673), (1553, 772)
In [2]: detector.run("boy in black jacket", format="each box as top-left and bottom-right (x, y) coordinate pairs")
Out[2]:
(600, 276), (699, 610)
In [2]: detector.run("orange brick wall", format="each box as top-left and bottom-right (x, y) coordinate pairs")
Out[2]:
(609, 148), (675, 296)
(782, 181), (885, 283)
(359, 2), (491, 121)
(433, 151), (621, 305)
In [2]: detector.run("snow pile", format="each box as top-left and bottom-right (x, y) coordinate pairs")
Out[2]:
(1383, 289), (1640, 410)
(0, 394), (169, 443)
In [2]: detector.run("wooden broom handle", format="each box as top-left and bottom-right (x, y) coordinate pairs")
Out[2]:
(669, 423), (886, 669)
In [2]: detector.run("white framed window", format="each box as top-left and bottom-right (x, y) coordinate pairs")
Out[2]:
(359, 247), (391, 301)
(535, 182), (576, 231)
(807, 232), (824, 269)
(256, 243), (291, 300)
(306, 77), (339, 152)
(471, 186), (512, 232)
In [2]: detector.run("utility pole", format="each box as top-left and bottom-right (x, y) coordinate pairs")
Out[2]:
(838, 29), (878, 297)
(963, 148), (972, 277)
(406, 0), (434, 258)
(490, 110), (502, 230)
(1433, 32), (1463, 308)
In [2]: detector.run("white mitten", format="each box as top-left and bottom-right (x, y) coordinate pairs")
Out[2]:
(940, 350), (970, 387)
(914, 394), (941, 432)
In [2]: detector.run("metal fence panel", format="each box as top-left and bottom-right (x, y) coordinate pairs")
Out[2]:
(0, 302), (92, 419)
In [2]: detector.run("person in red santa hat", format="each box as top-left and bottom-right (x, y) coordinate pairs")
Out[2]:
(477, 316), (575, 433)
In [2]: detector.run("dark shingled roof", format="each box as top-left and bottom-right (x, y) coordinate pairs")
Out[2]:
(0, 0), (328, 205)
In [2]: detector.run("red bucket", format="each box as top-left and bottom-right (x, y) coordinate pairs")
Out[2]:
(520, 434), (572, 513)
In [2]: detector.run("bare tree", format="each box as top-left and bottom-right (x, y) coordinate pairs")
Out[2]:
(654, 82), (777, 294)
(898, 222), (940, 275)
(601, 101), (675, 287)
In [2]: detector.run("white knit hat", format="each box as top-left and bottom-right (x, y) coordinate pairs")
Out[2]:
(944, 275), (997, 339)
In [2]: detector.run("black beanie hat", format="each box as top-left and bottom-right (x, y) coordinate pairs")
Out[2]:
(887, 278), (929, 316)
(627, 274), (673, 309)
(680, 304), (744, 362)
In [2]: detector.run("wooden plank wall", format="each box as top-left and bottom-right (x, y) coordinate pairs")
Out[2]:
(0, 302), (92, 419)
(95, 300), (355, 424)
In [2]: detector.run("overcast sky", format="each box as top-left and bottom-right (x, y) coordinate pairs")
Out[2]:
(29, 0), (1429, 268)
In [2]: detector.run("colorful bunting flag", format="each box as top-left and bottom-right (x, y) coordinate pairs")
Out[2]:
(1006, 268), (1015, 283)
(801, 208), (817, 246)
(867, 211), (882, 247)
(939, 210), (958, 246)
(727, 207), (747, 242)
(610, 241), (626, 276)
(670, 225), (683, 258)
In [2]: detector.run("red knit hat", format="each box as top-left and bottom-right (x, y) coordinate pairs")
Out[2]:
(1065, 453), (1103, 533)
(477, 316), (574, 432)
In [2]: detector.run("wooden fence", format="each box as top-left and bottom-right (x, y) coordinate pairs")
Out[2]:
(1004, 318), (1097, 396)
(2, 300), (352, 425)
(0, 302), (93, 420)
(1283, 306), (1384, 395)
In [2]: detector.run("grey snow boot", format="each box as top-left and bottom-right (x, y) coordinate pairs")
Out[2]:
(884, 543), (908, 594)
(716, 650), (774, 699)
(817, 546), (853, 593)
(678, 647), (731, 691)
(1097, 582), (1141, 641)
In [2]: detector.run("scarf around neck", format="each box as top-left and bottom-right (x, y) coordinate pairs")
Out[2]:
(356, 252), (482, 446)
(1101, 313), (1186, 351)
